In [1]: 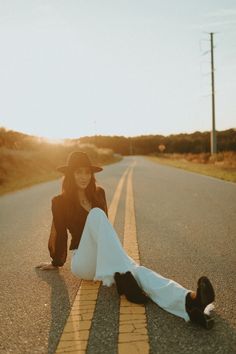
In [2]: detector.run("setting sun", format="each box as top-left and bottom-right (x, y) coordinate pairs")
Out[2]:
(42, 137), (65, 145)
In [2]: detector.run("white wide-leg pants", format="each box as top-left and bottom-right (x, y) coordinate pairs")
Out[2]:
(71, 207), (191, 322)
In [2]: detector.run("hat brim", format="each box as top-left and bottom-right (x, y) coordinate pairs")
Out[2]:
(56, 165), (103, 174)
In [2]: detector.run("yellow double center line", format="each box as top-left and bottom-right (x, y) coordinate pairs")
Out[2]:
(56, 161), (149, 354)
(118, 163), (149, 354)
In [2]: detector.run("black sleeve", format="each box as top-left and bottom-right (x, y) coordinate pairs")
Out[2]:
(48, 196), (68, 267)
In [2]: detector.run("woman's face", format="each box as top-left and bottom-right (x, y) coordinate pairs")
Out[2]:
(73, 167), (92, 190)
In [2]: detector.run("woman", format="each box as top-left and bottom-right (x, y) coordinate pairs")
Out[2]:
(36, 151), (215, 329)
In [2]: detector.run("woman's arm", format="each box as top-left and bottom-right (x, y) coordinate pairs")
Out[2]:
(48, 195), (68, 267)
(36, 196), (68, 270)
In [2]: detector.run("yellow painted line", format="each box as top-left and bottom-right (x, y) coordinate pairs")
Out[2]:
(118, 162), (150, 354)
(123, 162), (139, 263)
(107, 167), (130, 225)
(55, 280), (100, 354)
(55, 166), (130, 354)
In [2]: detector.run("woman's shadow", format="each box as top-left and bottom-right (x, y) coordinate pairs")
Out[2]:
(35, 266), (78, 354)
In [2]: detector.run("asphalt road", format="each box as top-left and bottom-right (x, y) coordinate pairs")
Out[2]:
(0, 156), (235, 354)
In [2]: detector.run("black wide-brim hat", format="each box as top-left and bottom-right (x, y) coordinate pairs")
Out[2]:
(56, 151), (103, 174)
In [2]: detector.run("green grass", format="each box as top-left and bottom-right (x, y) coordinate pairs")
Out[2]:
(147, 154), (236, 183)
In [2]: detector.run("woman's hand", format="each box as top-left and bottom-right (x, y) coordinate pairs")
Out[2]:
(35, 262), (59, 270)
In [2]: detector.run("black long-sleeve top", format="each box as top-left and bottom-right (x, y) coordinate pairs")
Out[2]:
(48, 186), (108, 267)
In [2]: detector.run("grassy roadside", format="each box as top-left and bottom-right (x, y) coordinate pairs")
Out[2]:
(0, 148), (122, 196)
(146, 153), (236, 183)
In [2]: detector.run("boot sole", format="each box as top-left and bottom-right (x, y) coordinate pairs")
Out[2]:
(189, 307), (214, 330)
(126, 295), (149, 304)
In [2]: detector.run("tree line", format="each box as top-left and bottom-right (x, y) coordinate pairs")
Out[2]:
(78, 129), (236, 155)
(0, 127), (235, 155)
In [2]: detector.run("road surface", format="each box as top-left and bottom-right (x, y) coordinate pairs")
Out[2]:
(0, 156), (235, 354)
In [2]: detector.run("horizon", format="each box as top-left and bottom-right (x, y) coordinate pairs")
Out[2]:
(1, 125), (235, 143)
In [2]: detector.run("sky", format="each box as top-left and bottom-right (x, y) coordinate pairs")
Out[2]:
(0, 0), (236, 140)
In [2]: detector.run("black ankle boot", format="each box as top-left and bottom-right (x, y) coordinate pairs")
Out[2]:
(185, 276), (215, 330)
(195, 276), (215, 311)
(124, 271), (150, 304)
(114, 272), (124, 295)
(187, 306), (214, 330)
(114, 271), (150, 304)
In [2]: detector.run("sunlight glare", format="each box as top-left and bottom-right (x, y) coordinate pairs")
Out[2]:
(41, 137), (65, 145)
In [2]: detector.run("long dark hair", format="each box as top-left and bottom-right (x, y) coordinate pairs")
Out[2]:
(61, 169), (97, 224)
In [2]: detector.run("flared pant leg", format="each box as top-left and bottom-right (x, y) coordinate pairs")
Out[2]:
(71, 207), (191, 322)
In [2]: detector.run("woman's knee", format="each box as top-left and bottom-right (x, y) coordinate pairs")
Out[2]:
(88, 207), (106, 222)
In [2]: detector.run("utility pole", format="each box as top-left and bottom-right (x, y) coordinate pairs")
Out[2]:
(210, 32), (217, 154)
